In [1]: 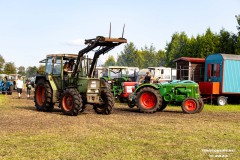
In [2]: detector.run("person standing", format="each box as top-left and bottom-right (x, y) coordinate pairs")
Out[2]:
(26, 80), (32, 99)
(144, 72), (153, 83)
(16, 76), (23, 99)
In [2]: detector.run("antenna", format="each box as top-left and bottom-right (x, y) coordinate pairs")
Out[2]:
(109, 22), (111, 38)
(122, 24), (125, 38)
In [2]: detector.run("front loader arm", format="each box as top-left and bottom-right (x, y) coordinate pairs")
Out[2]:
(88, 44), (119, 78)
(72, 36), (127, 78)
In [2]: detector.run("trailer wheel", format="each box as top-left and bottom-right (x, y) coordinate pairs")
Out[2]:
(60, 88), (83, 116)
(137, 87), (162, 113)
(93, 89), (114, 115)
(181, 98), (199, 114)
(34, 79), (54, 112)
(197, 98), (204, 113)
(217, 96), (227, 106)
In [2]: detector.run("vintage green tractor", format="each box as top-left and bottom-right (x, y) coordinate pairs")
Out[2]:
(34, 36), (127, 116)
(101, 66), (129, 101)
(128, 80), (204, 114)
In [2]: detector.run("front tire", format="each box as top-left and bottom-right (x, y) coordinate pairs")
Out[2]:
(197, 98), (204, 113)
(136, 87), (162, 113)
(34, 79), (54, 112)
(60, 88), (82, 116)
(93, 89), (114, 115)
(181, 98), (199, 114)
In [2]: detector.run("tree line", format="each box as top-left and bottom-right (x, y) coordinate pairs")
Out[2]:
(105, 15), (240, 68)
(0, 56), (45, 78)
(1, 15), (240, 76)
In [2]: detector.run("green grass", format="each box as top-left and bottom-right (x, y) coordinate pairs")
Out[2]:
(203, 104), (240, 112)
(0, 94), (239, 160)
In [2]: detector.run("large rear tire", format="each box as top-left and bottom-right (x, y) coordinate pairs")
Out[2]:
(93, 89), (114, 115)
(136, 87), (162, 113)
(181, 98), (199, 114)
(60, 88), (82, 116)
(34, 79), (54, 112)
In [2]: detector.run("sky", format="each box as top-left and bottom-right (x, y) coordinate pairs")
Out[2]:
(0, 0), (239, 69)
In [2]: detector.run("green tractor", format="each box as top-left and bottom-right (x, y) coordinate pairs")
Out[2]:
(128, 80), (204, 114)
(101, 66), (129, 101)
(34, 36), (127, 116)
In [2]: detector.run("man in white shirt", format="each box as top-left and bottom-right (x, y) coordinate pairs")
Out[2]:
(16, 76), (23, 98)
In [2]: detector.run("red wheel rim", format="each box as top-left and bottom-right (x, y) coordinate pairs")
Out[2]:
(62, 94), (73, 111)
(36, 85), (45, 106)
(184, 99), (197, 111)
(140, 92), (157, 109)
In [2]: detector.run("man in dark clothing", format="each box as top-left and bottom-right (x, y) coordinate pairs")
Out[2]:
(144, 72), (152, 83)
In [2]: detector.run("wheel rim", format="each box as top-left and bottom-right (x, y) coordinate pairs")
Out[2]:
(36, 85), (45, 106)
(140, 92), (157, 109)
(218, 98), (226, 105)
(62, 94), (74, 111)
(184, 99), (197, 111)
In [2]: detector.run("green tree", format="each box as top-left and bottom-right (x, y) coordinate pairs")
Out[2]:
(156, 50), (166, 66)
(217, 29), (235, 54)
(198, 28), (219, 57)
(4, 62), (17, 74)
(104, 55), (116, 66)
(117, 42), (139, 66)
(0, 54), (5, 73)
(37, 65), (45, 75)
(236, 15), (240, 33)
(234, 35), (240, 55)
(235, 15), (240, 54)
(140, 45), (158, 68)
(26, 66), (38, 77)
(165, 32), (189, 66)
(187, 36), (199, 57)
(18, 66), (26, 76)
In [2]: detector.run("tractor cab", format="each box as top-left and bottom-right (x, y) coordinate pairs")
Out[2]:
(101, 66), (129, 99)
(102, 66), (129, 83)
(39, 54), (78, 90)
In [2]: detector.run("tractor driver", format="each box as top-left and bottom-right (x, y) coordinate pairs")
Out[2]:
(63, 59), (75, 74)
(144, 72), (154, 83)
(63, 59), (75, 87)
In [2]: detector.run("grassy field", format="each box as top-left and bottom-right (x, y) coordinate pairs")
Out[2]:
(0, 92), (239, 160)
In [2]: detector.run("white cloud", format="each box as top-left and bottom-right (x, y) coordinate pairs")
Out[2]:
(66, 39), (85, 46)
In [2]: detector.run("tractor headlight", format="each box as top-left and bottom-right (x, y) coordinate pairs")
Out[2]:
(90, 81), (97, 88)
(87, 89), (99, 93)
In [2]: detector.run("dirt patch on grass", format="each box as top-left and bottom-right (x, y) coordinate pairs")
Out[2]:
(0, 90), (239, 133)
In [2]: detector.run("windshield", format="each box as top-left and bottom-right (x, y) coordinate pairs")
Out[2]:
(104, 68), (127, 78)
(45, 57), (62, 75)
